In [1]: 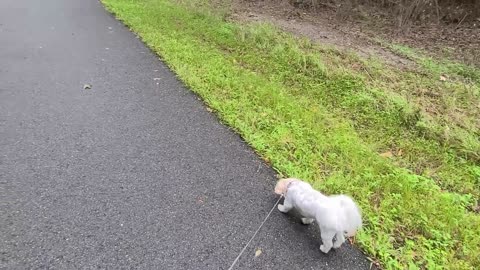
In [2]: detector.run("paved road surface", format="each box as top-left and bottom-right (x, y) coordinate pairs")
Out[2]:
(0, 0), (372, 269)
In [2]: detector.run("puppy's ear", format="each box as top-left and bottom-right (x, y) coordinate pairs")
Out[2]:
(274, 178), (295, 195)
(274, 180), (285, 195)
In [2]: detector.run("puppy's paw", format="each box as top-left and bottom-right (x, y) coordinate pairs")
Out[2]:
(301, 218), (314, 225)
(333, 241), (343, 249)
(278, 204), (287, 213)
(319, 245), (331, 254)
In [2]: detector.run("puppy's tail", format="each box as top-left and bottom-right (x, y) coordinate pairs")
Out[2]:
(338, 195), (362, 237)
(274, 178), (298, 195)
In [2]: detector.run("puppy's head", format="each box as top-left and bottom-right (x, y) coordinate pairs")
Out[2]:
(274, 178), (298, 195)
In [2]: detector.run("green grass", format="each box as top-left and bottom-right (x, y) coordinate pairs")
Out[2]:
(388, 43), (480, 84)
(101, 0), (480, 268)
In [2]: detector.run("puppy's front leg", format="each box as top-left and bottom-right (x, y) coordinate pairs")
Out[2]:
(319, 229), (335, 254)
(333, 232), (345, 249)
(278, 197), (293, 213)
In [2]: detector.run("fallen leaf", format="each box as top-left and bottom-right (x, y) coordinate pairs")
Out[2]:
(439, 75), (447, 81)
(83, 84), (92, 90)
(351, 235), (356, 244)
(379, 151), (393, 158)
(255, 249), (262, 257)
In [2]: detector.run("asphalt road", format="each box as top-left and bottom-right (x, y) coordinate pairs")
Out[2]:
(0, 0), (372, 269)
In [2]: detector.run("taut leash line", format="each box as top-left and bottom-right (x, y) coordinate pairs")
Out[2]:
(227, 195), (283, 270)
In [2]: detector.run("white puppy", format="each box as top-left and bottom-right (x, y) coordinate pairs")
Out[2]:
(275, 178), (362, 253)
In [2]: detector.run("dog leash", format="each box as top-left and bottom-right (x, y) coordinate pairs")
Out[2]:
(227, 195), (283, 270)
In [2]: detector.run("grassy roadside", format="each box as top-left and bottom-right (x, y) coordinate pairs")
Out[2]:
(102, 0), (480, 268)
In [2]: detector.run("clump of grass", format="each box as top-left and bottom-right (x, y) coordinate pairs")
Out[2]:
(102, 0), (480, 268)
(383, 43), (480, 162)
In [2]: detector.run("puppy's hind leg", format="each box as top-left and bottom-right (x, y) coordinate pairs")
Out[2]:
(333, 231), (345, 249)
(301, 218), (314, 225)
(278, 196), (293, 213)
(319, 229), (336, 254)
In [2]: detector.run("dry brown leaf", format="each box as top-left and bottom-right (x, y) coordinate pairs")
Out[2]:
(379, 151), (393, 158)
(348, 235), (356, 244)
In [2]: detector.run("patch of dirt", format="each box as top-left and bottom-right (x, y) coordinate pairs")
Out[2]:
(393, 22), (480, 66)
(230, 0), (414, 68)
(230, 0), (479, 68)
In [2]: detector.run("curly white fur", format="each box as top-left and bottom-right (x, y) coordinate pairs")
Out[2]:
(275, 178), (362, 253)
